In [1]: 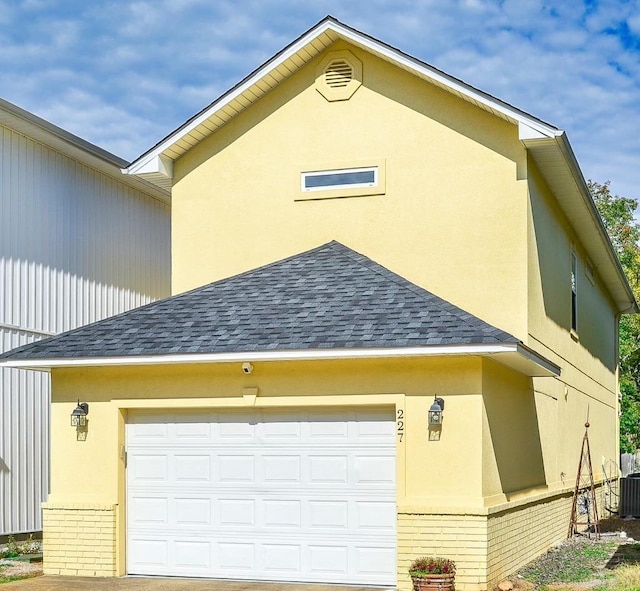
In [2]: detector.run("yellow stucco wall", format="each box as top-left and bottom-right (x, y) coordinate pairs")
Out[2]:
(46, 356), (585, 589)
(171, 41), (529, 342)
(168, 39), (620, 496)
(42, 38), (623, 591)
(526, 159), (619, 485)
(49, 356), (485, 509)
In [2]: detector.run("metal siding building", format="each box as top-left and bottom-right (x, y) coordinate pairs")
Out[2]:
(0, 98), (170, 535)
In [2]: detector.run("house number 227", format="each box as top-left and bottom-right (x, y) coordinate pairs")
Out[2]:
(397, 409), (404, 442)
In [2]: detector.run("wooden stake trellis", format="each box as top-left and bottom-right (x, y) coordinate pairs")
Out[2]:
(568, 421), (600, 539)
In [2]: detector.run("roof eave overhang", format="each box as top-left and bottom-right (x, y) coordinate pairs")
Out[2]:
(0, 98), (170, 204)
(520, 124), (638, 314)
(123, 17), (560, 189)
(0, 342), (560, 377)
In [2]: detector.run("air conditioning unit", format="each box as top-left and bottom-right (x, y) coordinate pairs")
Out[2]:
(619, 476), (640, 517)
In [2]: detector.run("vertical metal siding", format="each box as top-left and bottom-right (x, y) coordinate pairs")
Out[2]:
(0, 123), (170, 534)
(0, 327), (49, 534)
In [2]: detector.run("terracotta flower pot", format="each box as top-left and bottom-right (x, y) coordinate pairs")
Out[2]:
(411, 573), (455, 591)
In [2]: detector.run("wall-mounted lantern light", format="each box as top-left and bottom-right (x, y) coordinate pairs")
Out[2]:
(428, 396), (445, 426)
(71, 401), (89, 428)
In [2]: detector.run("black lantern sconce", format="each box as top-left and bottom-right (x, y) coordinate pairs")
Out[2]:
(71, 401), (89, 428)
(428, 396), (445, 426)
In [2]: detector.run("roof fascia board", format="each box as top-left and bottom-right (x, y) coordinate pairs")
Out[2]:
(519, 122), (553, 141)
(125, 19), (339, 176)
(515, 343), (562, 376)
(335, 24), (561, 137)
(0, 97), (127, 167)
(0, 342), (560, 377)
(124, 154), (174, 178)
(125, 18), (560, 176)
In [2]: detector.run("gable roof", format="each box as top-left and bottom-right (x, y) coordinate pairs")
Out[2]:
(0, 242), (558, 376)
(124, 15), (562, 190)
(122, 16), (636, 315)
(0, 97), (169, 203)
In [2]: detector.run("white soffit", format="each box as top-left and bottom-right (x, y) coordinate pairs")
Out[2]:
(124, 17), (561, 183)
(0, 343), (561, 377)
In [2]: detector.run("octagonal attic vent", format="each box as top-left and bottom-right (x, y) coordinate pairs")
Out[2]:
(316, 50), (362, 102)
(325, 60), (353, 88)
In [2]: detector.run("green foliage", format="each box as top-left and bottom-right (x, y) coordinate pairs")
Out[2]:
(4, 535), (19, 559)
(620, 377), (640, 453)
(590, 180), (640, 452)
(0, 534), (41, 560)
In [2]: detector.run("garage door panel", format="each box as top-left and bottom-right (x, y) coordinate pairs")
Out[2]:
(357, 501), (396, 531)
(130, 497), (168, 525)
(355, 454), (395, 484)
(356, 546), (397, 576)
(175, 419), (211, 440)
(129, 538), (168, 568)
(219, 542), (254, 571)
(130, 454), (168, 481)
(175, 498), (211, 526)
(218, 498), (256, 526)
(174, 454), (211, 481)
(127, 408), (396, 584)
(309, 544), (348, 575)
(218, 454), (255, 482)
(129, 492), (395, 534)
(175, 540), (211, 569)
(264, 499), (301, 527)
(263, 543), (301, 573)
(264, 455), (301, 482)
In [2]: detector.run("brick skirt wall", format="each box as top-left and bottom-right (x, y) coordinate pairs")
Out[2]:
(398, 489), (577, 591)
(42, 503), (117, 577)
(486, 492), (573, 587)
(398, 512), (489, 591)
(40, 488), (583, 587)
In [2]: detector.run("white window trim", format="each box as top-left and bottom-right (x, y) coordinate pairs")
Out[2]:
(296, 159), (386, 202)
(301, 166), (378, 192)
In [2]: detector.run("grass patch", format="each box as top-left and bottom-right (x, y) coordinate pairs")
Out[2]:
(0, 566), (22, 584)
(518, 540), (619, 586)
(607, 563), (640, 590)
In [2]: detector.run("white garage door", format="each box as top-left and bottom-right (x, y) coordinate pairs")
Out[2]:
(126, 408), (397, 585)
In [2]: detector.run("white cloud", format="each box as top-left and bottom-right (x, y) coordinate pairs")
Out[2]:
(0, 0), (638, 198)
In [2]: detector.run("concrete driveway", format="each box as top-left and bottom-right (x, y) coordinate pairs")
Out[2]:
(1, 576), (384, 591)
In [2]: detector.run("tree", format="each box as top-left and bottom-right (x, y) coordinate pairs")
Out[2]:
(589, 180), (640, 453)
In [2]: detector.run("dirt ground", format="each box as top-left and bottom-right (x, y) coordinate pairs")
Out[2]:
(503, 516), (640, 591)
(600, 515), (640, 539)
(0, 560), (43, 581)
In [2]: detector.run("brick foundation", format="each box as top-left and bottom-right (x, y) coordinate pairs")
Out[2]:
(42, 503), (117, 577)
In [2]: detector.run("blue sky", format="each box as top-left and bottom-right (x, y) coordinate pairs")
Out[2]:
(2, 0), (639, 199)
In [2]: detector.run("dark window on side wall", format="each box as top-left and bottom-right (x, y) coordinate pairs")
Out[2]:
(571, 251), (578, 332)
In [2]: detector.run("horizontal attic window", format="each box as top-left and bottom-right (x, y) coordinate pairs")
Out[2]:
(301, 167), (378, 192)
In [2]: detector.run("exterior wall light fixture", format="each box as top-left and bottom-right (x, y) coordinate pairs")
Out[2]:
(428, 396), (445, 426)
(71, 401), (89, 428)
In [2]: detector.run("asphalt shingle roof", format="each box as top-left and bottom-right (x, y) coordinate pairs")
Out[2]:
(1, 241), (518, 361)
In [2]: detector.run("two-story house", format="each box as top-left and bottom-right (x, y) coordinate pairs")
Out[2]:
(0, 17), (634, 590)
